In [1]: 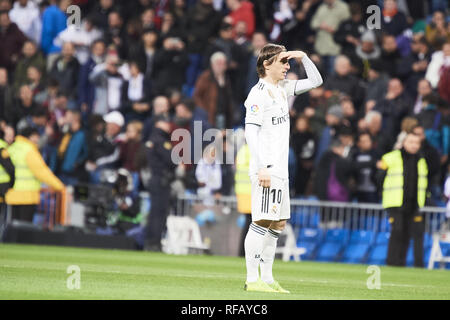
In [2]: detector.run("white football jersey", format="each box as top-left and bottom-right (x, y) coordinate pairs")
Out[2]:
(244, 78), (297, 179)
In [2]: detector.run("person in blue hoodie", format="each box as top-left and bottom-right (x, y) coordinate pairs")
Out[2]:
(40, 0), (70, 69)
(57, 109), (88, 185)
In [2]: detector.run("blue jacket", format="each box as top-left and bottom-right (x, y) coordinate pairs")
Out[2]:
(41, 5), (66, 54)
(61, 130), (88, 174)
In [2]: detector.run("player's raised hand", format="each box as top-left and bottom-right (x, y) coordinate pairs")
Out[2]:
(285, 51), (307, 61)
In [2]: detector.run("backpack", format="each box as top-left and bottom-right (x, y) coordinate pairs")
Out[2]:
(327, 160), (349, 202)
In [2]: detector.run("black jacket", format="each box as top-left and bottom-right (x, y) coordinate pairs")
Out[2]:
(0, 143), (15, 199)
(314, 150), (353, 201)
(146, 127), (177, 185)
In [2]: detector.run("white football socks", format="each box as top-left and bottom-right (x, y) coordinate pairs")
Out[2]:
(244, 222), (268, 283)
(260, 228), (282, 284)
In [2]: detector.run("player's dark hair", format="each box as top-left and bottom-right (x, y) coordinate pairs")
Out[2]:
(256, 43), (286, 78)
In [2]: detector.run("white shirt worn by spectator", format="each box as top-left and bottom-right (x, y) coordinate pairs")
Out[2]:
(195, 157), (222, 203)
(9, 0), (42, 44)
(426, 50), (450, 88)
(54, 23), (103, 65)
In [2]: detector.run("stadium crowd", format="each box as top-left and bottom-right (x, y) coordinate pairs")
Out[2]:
(0, 0), (449, 217)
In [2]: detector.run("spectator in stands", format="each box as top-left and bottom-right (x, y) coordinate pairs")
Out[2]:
(0, 9), (27, 75)
(393, 116), (418, 150)
(324, 55), (365, 110)
(184, 0), (223, 92)
(291, 115), (316, 196)
(333, 1), (367, 61)
(397, 36), (431, 98)
(13, 41), (46, 96)
(5, 85), (38, 129)
(204, 21), (248, 103)
(9, 0), (41, 45)
(120, 61), (152, 122)
(0, 67), (13, 121)
(302, 86), (328, 137)
(194, 51), (234, 129)
(40, 0), (70, 68)
(49, 42), (80, 102)
(377, 132), (427, 267)
(352, 30), (381, 79)
(310, 0), (351, 75)
(89, 51), (125, 115)
(352, 132), (379, 203)
(374, 78), (412, 136)
(128, 28), (158, 80)
(315, 138), (353, 205)
(425, 42), (450, 101)
(412, 78), (433, 115)
(364, 59), (389, 111)
(315, 104), (343, 165)
(119, 120), (145, 177)
(57, 109), (88, 185)
(425, 10), (450, 51)
(142, 95), (171, 142)
(89, 0), (115, 33)
(85, 111), (124, 183)
(195, 144), (222, 203)
(380, 0), (408, 37)
(104, 10), (128, 60)
(152, 36), (189, 96)
(78, 39), (106, 117)
(225, 0), (255, 39)
(6, 126), (65, 223)
(362, 110), (393, 159)
(379, 34), (402, 78)
(54, 16), (103, 65)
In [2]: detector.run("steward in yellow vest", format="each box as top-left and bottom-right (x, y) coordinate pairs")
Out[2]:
(6, 127), (65, 222)
(0, 137), (15, 202)
(235, 143), (252, 257)
(377, 133), (428, 267)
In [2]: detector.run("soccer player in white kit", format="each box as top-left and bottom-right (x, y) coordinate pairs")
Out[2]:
(243, 44), (323, 293)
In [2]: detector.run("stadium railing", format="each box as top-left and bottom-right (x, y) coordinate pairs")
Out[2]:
(175, 194), (450, 268)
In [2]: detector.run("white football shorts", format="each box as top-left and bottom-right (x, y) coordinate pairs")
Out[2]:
(250, 175), (290, 222)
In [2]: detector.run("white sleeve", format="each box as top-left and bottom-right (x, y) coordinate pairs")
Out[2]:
(282, 55), (323, 97)
(244, 89), (265, 126)
(245, 123), (265, 170)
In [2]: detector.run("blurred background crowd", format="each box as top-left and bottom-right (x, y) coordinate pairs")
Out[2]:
(0, 0), (449, 213)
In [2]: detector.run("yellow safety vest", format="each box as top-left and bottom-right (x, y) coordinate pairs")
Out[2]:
(382, 150), (428, 209)
(8, 138), (41, 191)
(0, 139), (11, 184)
(235, 144), (252, 214)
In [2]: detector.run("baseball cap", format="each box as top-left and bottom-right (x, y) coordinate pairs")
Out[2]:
(103, 111), (125, 127)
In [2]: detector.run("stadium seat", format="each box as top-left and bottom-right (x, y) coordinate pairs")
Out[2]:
(296, 228), (323, 260)
(341, 230), (374, 263)
(366, 232), (390, 265)
(316, 229), (350, 262)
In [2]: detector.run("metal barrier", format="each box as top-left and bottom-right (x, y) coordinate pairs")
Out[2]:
(37, 188), (68, 230)
(176, 194), (449, 263)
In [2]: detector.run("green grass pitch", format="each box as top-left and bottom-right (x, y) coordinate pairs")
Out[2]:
(0, 243), (449, 300)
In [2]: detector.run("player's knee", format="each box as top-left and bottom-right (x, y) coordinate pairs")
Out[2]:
(270, 220), (286, 231)
(254, 220), (272, 229)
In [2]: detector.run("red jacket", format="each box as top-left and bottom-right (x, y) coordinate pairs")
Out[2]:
(229, 1), (255, 39)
